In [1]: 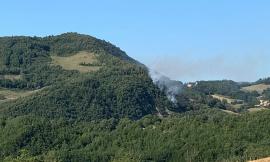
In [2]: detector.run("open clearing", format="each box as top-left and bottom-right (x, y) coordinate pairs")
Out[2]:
(51, 51), (101, 73)
(212, 94), (244, 111)
(0, 88), (42, 104)
(212, 94), (237, 104)
(241, 84), (270, 94)
(221, 109), (239, 115)
(248, 107), (269, 113)
(0, 74), (22, 80)
(249, 157), (270, 162)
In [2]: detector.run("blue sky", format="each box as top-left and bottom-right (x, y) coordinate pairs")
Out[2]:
(1, 0), (270, 82)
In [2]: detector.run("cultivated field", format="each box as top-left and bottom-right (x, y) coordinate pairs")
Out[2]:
(241, 84), (270, 94)
(51, 51), (101, 73)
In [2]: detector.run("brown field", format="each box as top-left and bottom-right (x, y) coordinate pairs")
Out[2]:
(51, 51), (101, 73)
(241, 84), (270, 94)
(0, 88), (43, 104)
(248, 157), (270, 162)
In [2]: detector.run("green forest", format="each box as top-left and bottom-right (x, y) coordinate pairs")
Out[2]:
(0, 33), (270, 162)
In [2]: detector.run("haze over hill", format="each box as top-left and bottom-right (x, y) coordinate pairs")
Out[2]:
(148, 53), (270, 82)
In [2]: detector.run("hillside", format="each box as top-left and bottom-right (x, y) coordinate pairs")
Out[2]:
(0, 33), (176, 121)
(1, 33), (270, 161)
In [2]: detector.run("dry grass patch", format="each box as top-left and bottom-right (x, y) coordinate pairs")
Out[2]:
(51, 51), (101, 73)
(212, 94), (236, 104)
(241, 84), (270, 94)
(212, 94), (243, 103)
(221, 109), (239, 115)
(249, 157), (270, 162)
(248, 107), (268, 113)
(0, 88), (42, 103)
(0, 75), (22, 80)
(212, 94), (244, 111)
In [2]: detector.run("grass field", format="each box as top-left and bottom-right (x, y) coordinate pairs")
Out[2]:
(0, 75), (22, 80)
(241, 84), (270, 94)
(0, 88), (43, 104)
(212, 94), (244, 111)
(248, 107), (268, 113)
(221, 109), (240, 115)
(51, 51), (101, 73)
(212, 94), (236, 104)
(249, 157), (270, 162)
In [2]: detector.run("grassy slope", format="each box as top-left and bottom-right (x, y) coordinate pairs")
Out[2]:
(249, 157), (270, 162)
(0, 88), (41, 102)
(0, 33), (172, 121)
(51, 51), (101, 73)
(1, 75), (22, 80)
(241, 84), (270, 94)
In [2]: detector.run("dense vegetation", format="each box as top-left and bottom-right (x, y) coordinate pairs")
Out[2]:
(256, 77), (270, 85)
(192, 80), (260, 110)
(0, 33), (270, 162)
(0, 33), (172, 121)
(1, 110), (270, 162)
(262, 89), (270, 100)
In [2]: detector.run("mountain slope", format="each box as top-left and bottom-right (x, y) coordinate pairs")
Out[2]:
(1, 33), (270, 162)
(0, 33), (173, 121)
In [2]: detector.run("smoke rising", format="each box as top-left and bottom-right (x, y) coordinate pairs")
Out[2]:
(148, 53), (270, 82)
(149, 69), (183, 104)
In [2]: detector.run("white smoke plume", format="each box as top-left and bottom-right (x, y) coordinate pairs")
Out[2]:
(147, 53), (270, 82)
(149, 69), (183, 104)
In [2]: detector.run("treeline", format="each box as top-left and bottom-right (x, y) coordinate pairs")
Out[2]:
(256, 77), (270, 85)
(1, 109), (270, 162)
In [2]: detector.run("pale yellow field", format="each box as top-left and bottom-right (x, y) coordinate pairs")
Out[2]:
(221, 109), (239, 115)
(248, 107), (268, 112)
(211, 94), (241, 104)
(249, 157), (270, 162)
(0, 88), (42, 103)
(51, 51), (101, 73)
(1, 74), (22, 80)
(241, 84), (270, 94)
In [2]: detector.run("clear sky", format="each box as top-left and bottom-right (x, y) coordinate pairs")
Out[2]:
(1, 0), (270, 82)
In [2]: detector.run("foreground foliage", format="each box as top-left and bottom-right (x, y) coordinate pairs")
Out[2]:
(1, 109), (270, 162)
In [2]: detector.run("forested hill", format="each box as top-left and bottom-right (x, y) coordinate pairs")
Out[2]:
(0, 33), (174, 121)
(1, 33), (270, 162)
